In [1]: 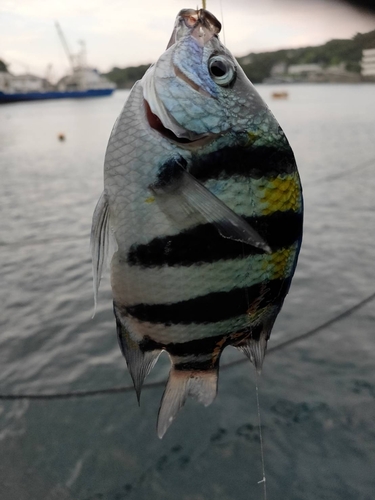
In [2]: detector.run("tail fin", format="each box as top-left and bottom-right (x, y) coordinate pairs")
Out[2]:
(157, 367), (218, 439)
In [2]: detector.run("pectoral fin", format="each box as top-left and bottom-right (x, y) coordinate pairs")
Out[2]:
(150, 157), (271, 253)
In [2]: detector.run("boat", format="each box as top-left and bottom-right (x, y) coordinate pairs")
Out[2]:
(0, 76), (115, 104)
(0, 23), (115, 104)
(271, 91), (289, 100)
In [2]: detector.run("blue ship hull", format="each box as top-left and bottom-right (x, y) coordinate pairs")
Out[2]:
(0, 88), (115, 103)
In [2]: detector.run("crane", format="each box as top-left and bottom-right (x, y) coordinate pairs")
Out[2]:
(55, 21), (75, 72)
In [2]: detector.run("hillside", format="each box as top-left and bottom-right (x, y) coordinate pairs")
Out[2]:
(238, 29), (375, 83)
(103, 28), (375, 87)
(2, 29), (374, 86)
(104, 64), (150, 89)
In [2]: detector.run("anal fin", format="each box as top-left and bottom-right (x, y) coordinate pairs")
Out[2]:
(238, 309), (279, 373)
(157, 367), (218, 439)
(114, 305), (161, 402)
(239, 335), (268, 374)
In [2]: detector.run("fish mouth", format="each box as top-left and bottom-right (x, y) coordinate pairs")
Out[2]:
(167, 8), (221, 49)
(179, 8), (221, 33)
(144, 99), (216, 148)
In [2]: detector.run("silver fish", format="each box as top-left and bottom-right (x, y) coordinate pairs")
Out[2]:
(91, 8), (303, 438)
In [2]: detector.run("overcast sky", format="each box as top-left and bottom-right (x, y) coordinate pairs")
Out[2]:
(1, 0), (375, 79)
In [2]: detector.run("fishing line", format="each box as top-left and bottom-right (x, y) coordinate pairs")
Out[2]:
(219, 0), (226, 46)
(241, 239), (267, 498)
(1, 289), (374, 401)
(255, 377), (267, 500)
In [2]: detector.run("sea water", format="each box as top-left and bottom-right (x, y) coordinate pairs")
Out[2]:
(0, 84), (375, 500)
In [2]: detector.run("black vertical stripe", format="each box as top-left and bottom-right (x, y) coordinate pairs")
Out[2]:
(127, 211), (302, 268)
(122, 278), (290, 325)
(139, 324), (263, 358)
(189, 144), (296, 181)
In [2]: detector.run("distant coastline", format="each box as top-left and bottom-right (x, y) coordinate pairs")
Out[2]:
(102, 28), (375, 88)
(1, 28), (374, 89)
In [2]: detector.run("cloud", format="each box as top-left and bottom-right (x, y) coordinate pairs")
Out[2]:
(1, 0), (374, 77)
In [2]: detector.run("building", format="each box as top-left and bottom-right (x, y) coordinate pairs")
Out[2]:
(0, 72), (49, 93)
(285, 62), (360, 83)
(287, 63), (323, 76)
(270, 62), (287, 77)
(361, 48), (375, 79)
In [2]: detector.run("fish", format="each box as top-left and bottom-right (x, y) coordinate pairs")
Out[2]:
(91, 8), (303, 438)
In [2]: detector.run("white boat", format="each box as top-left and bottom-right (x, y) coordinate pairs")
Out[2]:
(0, 22), (115, 104)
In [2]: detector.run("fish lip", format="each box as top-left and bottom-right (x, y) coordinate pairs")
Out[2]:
(199, 9), (222, 34)
(167, 8), (221, 49)
(179, 8), (221, 34)
(144, 99), (217, 149)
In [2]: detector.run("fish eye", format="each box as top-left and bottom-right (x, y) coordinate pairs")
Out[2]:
(208, 56), (235, 86)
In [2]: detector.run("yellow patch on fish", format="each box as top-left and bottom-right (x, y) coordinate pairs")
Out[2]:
(145, 196), (155, 203)
(257, 246), (294, 281)
(259, 173), (301, 215)
(267, 247), (294, 279)
(246, 131), (259, 146)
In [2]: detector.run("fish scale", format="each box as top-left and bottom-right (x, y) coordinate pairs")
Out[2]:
(91, 8), (303, 438)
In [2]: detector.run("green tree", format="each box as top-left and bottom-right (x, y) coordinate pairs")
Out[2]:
(0, 59), (8, 72)
(104, 65), (150, 88)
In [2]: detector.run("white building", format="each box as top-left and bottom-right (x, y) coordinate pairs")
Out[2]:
(270, 62), (287, 76)
(287, 63), (322, 75)
(56, 67), (115, 92)
(0, 72), (47, 93)
(361, 48), (375, 77)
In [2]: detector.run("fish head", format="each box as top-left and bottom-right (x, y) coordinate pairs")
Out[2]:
(142, 8), (267, 144)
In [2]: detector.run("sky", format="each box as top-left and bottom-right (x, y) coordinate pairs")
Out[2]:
(1, 0), (375, 80)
